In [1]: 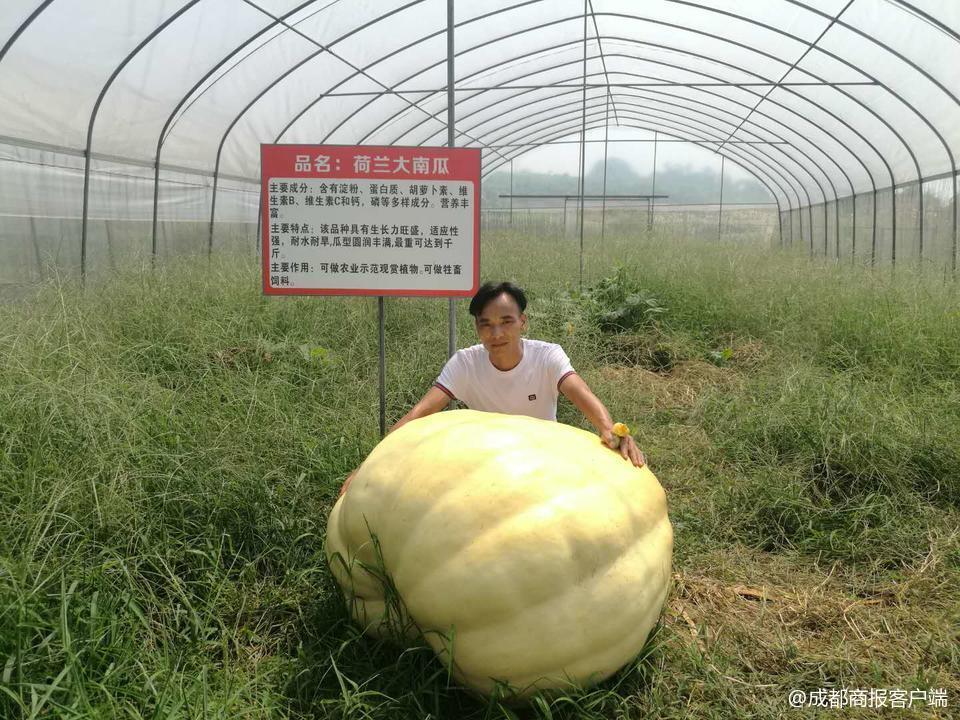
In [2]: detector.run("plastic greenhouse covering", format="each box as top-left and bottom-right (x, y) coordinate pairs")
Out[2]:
(1, 0), (958, 283)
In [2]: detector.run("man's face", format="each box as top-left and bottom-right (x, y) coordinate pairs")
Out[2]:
(475, 292), (527, 358)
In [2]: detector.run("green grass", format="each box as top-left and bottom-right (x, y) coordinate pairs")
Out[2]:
(1, 228), (958, 718)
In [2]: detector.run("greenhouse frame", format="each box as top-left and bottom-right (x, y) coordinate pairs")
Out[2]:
(2, 0), (958, 282)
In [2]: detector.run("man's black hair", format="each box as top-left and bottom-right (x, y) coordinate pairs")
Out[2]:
(469, 281), (527, 317)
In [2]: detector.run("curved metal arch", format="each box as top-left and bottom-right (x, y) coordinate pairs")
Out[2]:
(478, 95), (811, 213)
(482, 100), (810, 219)
(162, 0), (350, 148)
(3, 0), (954, 268)
(434, 65), (848, 255)
(402, 38), (882, 255)
(0, 0), (56, 63)
(309, 14), (889, 255)
(207, 0), (500, 251)
(78, 0), (203, 279)
(390, 50), (861, 201)
(159, 1), (435, 256)
(208, 2), (528, 251)
(787, 0), (959, 163)
(486, 108), (815, 252)
(7, 0), (431, 263)
(151, 0), (318, 256)
(783, 0), (958, 263)
(895, 0), (960, 43)
(603, 2), (935, 190)
(161, 0), (356, 146)
(309, 0), (951, 266)
(448, 74), (850, 254)
(419, 66), (846, 209)
(271, 1), (564, 146)
(345, 7), (904, 197)
(662, 0), (956, 262)
(482, 117), (789, 246)
(337, 3), (932, 257)
(415, 52), (861, 194)
(271, 1), (904, 225)
(366, 28), (890, 256)
(0, 0), (448, 262)
(483, 115), (794, 224)
(269, 0), (560, 146)
(893, 0), (960, 271)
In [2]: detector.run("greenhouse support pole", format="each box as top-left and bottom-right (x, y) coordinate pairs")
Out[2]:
(919, 180), (925, 262)
(257, 202), (263, 256)
(835, 198), (840, 260)
(447, 0), (456, 360)
(775, 199), (783, 249)
(105, 220), (116, 272)
(80, 0), (199, 284)
(600, 93), (609, 246)
(823, 202), (828, 257)
(808, 205), (814, 259)
(650, 131), (658, 231)
(852, 193), (857, 262)
(151, 165), (161, 266)
(509, 159), (514, 226)
(871, 189), (878, 267)
(30, 217), (43, 281)
(892, 189), (897, 270)
(209, 176), (219, 257)
(799, 205), (805, 255)
(717, 155), (724, 243)
(577, 0), (587, 293)
(953, 172), (958, 277)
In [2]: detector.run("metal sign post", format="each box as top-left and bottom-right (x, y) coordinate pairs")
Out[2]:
(379, 296), (386, 437)
(447, 0), (457, 362)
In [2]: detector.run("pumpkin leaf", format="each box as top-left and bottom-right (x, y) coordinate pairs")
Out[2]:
(298, 344), (332, 364)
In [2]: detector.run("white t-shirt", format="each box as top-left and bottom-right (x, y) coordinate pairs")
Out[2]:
(434, 338), (576, 421)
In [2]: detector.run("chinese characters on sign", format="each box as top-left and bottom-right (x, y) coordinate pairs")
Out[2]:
(261, 145), (480, 296)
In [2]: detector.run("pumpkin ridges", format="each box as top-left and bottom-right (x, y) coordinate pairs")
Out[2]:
(326, 409), (673, 698)
(397, 477), (645, 627)
(367, 412), (649, 574)
(420, 514), (673, 689)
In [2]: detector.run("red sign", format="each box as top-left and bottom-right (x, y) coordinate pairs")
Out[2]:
(261, 144), (481, 297)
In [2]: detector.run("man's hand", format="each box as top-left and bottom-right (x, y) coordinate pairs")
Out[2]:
(337, 387), (453, 500)
(557, 374), (646, 469)
(601, 429), (646, 468)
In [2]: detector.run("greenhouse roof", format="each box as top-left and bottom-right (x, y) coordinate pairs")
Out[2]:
(2, 0), (958, 233)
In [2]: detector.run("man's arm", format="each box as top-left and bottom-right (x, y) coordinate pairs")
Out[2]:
(338, 386), (453, 497)
(558, 373), (646, 468)
(388, 385), (454, 435)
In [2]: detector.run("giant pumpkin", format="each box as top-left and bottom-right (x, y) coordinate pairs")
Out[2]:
(325, 409), (673, 698)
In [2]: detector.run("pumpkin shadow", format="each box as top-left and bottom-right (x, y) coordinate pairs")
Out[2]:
(278, 565), (490, 718)
(280, 572), (668, 720)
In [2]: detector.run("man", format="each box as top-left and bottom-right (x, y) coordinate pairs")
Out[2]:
(340, 281), (645, 495)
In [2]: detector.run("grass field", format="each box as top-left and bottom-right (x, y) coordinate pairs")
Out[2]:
(1, 228), (958, 718)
